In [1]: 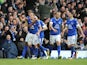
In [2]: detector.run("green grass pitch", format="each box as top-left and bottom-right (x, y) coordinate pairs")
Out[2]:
(0, 59), (87, 65)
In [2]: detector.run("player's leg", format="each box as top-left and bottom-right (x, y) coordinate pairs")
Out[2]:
(67, 35), (77, 58)
(40, 38), (48, 51)
(21, 45), (27, 58)
(17, 45), (28, 59)
(67, 36), (74, 58)
(32, 34), (40, 58)
(56, 35), (61, 58)
(39, 38), (46, 57)
(50, 35), (55, 55)
(33, 44), (39, 58)
(69, 44), (76, 58)
(25, 33), (34, 58)
(71, 35), (77, 58)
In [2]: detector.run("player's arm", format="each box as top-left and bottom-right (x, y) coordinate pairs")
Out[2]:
(36, 21), (42, 36)
(61, 19), (65, 33)
(77, 22), (85, 38)
(61, 22), (65, 37)
(62, 24), (68, 37)
(37, 26), (42, 36)
(28, 20), (37, 28)
(49, 21), (57, 32)
(42, 23), (47, 31)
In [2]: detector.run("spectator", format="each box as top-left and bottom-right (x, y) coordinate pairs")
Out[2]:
(0, 22), (3, 49)
(26, 0), (37, 11)
(77, 37), (85, 50)
(9, 25), (17, 42)
(1, 26), (10, 41)
(38, 0), (52, 20)
(17, 2), (25, 14)
(2, 34), (18, 58)
(7, 6), (14, 14)
(0, 0), (86, 59)
(1, 0), (8, 13)
(17, 26), (28, 56)
(7, 15), (14, 26)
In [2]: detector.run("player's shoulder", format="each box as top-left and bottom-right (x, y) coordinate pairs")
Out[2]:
(40, 20), (44, 23)
(38, 20), (44, 24)
(50, 17), (55, 21)
(59, 18), (63, 22)
(67, 18), (77, 21)
(66, 18), (70, 23)
(73, 18), (77, 21)
(59, 18), (63, 20)
(73, 18), (78, 24)
(37, 20), (44, 26)
(28, 19), (32, 24)
(39, 20), (45, 25)
(50, 17), (54, 20)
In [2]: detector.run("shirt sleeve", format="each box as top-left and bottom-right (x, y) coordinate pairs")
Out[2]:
(50, 19), (53, 25)
(38, 21), (41, 28)
(28, 19), (31, 24)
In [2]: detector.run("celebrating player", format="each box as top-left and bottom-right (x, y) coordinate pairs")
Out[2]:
(49, 12), (63, 58)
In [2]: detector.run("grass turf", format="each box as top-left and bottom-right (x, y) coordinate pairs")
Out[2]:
(0, 59), (87, 65)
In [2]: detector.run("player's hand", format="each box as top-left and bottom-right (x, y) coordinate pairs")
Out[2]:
(80, 34), (85, 39)
(53, 29), (58, 32)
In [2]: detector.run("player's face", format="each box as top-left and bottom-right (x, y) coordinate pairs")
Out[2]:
(29, 13), (35, 20)
(55, 12), (60, 19)
(31, 16), (38, 22)
(66, 11), (73, 18)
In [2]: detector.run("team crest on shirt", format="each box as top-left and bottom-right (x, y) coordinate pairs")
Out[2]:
(54, 24), (60, 29)
(34, 24), (36, 25)
(71, 22), (74, 25)
(30, 25), (34, 29)
(68, 21), (74, 29)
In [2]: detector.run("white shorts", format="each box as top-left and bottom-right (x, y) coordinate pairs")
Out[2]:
(50, 34), (61, 44)
(67, 35), (77, 45)
(25, 32), (39, 45)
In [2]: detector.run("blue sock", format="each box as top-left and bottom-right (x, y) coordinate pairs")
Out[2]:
(57, 46), (61, 56)
(48, 45), (54, 54)
(71, 46), (76, 57)
(34, 48), (39, 57)
(22, 46), (27, 57)
(40, 46), (46, 57)
(30, 46), (34, 55)
(48, 45), (53, 51)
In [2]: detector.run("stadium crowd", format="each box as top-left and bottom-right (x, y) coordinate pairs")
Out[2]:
(0, 0), (87, 59)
